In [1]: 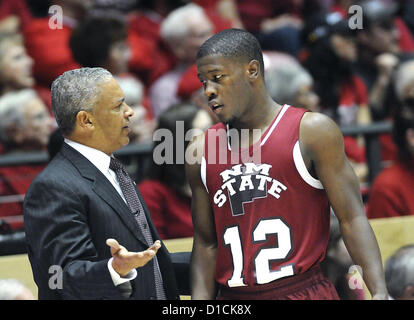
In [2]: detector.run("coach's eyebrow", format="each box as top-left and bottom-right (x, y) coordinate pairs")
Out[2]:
(114, 97), (125, 107)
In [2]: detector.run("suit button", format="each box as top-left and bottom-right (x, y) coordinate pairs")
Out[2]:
(149, 296), (156, 300)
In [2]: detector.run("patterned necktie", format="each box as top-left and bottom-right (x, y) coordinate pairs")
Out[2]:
(109, 157), (167, 300)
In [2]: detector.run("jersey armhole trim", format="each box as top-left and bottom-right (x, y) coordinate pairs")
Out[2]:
(201, 156), (208, 193)
(293, 141), (324, 189)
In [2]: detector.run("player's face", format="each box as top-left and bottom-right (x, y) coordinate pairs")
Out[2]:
(197, 54), (251, 125)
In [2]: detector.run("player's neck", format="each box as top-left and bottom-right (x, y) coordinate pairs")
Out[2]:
(230, 96), (281, 131)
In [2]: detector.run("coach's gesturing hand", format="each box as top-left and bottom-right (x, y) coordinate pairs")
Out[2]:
(106, 238), (161, 277)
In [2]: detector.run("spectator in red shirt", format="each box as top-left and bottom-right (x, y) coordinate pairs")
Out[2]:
(353, 0), (414, 163)
(354, 0), (411, 121)
(303, 15), (371, 181)
(22, 0), (89, 88)
(127, 0), (187, 85)
(149, 3), (213, 118)
(69, 14), (155, 143)
(234, 0), (303, 57)
(0, 89), (55, 230)
(139, 102), (213, 239)
(367, 60), (414, 219)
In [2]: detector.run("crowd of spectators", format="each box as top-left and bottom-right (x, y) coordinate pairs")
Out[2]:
(0, 0), (413, 299)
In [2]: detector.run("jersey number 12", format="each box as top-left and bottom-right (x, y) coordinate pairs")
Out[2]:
(223, 217), (294, 287)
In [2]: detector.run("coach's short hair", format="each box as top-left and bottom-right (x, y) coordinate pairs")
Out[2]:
(51, 67), (113, 136)
(196, 29), (265, 77)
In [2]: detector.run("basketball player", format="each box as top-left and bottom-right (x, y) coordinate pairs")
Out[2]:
(186, 29), (388, 300)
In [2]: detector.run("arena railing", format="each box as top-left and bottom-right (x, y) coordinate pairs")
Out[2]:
(0, 120), (393, 181)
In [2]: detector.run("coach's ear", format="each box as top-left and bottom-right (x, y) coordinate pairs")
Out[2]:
(246, 60), (260, 81)
(76, 110), (94, 131)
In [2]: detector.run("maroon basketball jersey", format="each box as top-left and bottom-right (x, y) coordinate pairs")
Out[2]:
(202, 105), (331, 289)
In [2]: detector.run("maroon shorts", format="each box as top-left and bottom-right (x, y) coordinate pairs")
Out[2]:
(217, 265), (340, 300)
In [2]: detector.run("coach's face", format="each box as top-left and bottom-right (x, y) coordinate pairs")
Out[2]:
(197, 54), (253, 125)
(90, 77), (134, 155)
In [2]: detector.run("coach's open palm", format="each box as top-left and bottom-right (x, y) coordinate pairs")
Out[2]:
(106, 238), (161, 277)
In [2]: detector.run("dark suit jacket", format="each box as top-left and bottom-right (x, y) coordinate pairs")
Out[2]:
(23, 143), (179, 300)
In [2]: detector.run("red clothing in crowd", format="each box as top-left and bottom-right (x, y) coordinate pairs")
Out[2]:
(395, 17), (414, 52)
(22, 18), (81, 88)
(127, 24), (173, 86)
(338, 75), (368, 163)
(127, 2), (232, 86)
(138, 179), (192, 240)
(0, 164), (46, 230)
(177, 64), (201, 100)
(193, 0), (233, 33)
(235, 0), (299, 33)
(367, 160), (414, 219)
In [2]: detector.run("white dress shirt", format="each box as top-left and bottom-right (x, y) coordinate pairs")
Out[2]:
(64, 139), (137, 286)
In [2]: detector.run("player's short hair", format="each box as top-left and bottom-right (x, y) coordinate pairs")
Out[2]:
(197, 29), (265, 77)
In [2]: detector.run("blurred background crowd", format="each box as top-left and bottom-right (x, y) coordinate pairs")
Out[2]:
(0, 0), (414, 300)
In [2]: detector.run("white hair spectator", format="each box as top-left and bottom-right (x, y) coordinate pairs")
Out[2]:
(0, 89), (37, 144)
(394, 60), (414, 101)
(115, 76), (144, 107)
(160, 3), (208, 45)
(385, 244), (414, 300)
(0, 279), (34, 300)
(265, 62), (313, 105)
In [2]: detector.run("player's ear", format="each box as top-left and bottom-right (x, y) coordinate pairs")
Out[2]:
(246, 60), (260, 81)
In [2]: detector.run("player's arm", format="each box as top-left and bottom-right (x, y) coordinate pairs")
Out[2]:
(299, 112), (388, 300)
(185, 133), (218, 299)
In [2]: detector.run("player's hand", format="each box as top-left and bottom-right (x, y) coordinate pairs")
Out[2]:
(106, 238), (161, 277)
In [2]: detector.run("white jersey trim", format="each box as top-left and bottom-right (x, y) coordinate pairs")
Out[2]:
(201, 156), (208, 193)
(293, 141), (324, 189)
(260, 104), (290, 146)
(225, 104), (290, 150)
